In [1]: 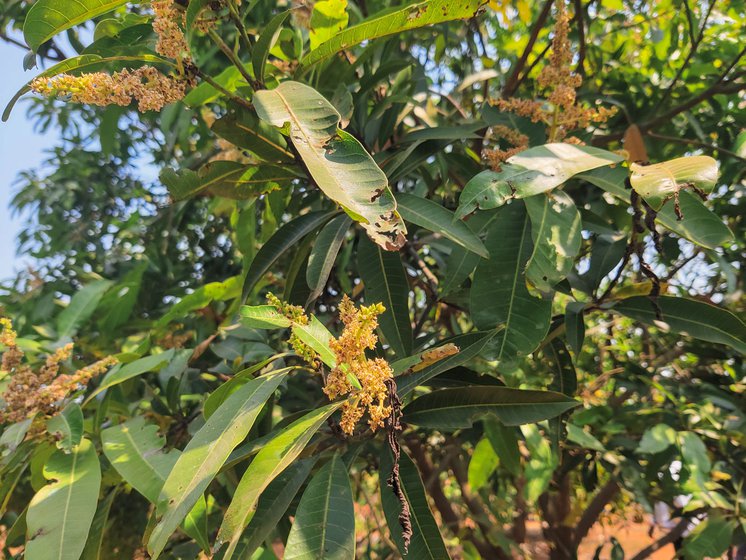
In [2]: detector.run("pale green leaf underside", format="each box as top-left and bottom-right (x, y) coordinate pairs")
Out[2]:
(253, 81), (406, 250)
(630, 155), (718, 209)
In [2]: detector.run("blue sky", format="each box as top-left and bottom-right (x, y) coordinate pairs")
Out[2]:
(0, 41), (59, 281)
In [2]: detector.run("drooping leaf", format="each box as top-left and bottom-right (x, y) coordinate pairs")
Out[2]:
(309, 0), (349, 50)
(301, 0), (485, 68)
(357, 236), (412, 358)
(614, 296), (746, 355)
(403, 387), (579, 429)
(579, 232), (628, 293)
(456, 144), (623, 218)
(484, 418), (521, 476)
(161, 161), (294, 201)
(468, 438), (499, 490)
(524, 191), (582, 292)
(380, 447), (451, 559)
(242, 211), (337, 301)
(630, 156), (718, 209)
(101, 417), (209, 549)
(148, 371), (288, 558)
(215, 402), (344, 560)
(253, 81), (406, 250)
(24, 0), (130, 52)
(241, 458), (317, 558)
(396, 192), (488, 258)
(284, 453), (355, 560)
(46, 403), (84, 452)
(56, 280), (113, 339)
(26, 439), (101, 560)
(211, 108), (294, 162)
(80, 488), (118, 560)
(470, 203), (552, 363)
(564, 301), (586, 354)
(578, 166), (733, 250)
(252, 10), (292, 84)
(306, 214), (352, 304)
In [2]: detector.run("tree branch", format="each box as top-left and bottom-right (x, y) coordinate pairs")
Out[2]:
(628, 509), (706, 560)
(573, 479), (620, 547)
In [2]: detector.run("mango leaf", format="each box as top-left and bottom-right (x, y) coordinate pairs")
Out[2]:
(577, 166), (733, 250)
(484, 418), (521, 476)
(309, 0), (349, 50)
(614, 296), (746, 355)
(630, 156), (718, 209)
(56, 280), (113, 339)
(579, 232), (628, 293)
(396, 192), (488, 258)
(306, 214), (352, 304)
(161, 161), (294, 201)
(80, 488), (118, 560)
(253, 81), (406, 250)
(637, 424), (677, 454)
(525, 191), (581, 292)
(3, 54), (172, 121)
(252, 10), (292, 84)
(357, 236), (412, 358)
(148, 371), (288, 558)
(564, 301), (586, 354)
(403, 387), (580, 429)
(284, 453), (355, 560)
(241, 458), (317, 558)
(101, 418), (208, 549)
(157, 276), (241, 327)
(242, 211), (337, 301)
(681, 514), (735, 560)
(470, 203), (552, 362)
(97, 261), (147, 332)
(468, 438), (499, 490)
(46, 403), (83, 452)
(380, 448), (450, 559)
(86, 349), (175, 402)
(26, 439), (101, 560)
(211, 108), (294, 162)
(292, 316), (338, 368)
(24, 0), (130, 52)
(301, 0), (485, 68)
(241, 305), (293, 329)
(215, 402), (344, 560)
(456, 144), (623, 218)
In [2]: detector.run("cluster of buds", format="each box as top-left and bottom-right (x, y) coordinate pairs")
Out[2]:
(484, 0), (616, 165)
(325, 296), (393, 434)
(31, 66), (190, 112)
(152, 0), (191, 62)
(266, 293), (320, 366)
(0, 318), (117, 425)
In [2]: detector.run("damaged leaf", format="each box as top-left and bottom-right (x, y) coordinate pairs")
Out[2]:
(630, 156), (718, 210)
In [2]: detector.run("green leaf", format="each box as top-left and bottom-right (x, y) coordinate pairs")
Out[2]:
(241, 458), (317, 558)
(97, 261), (147, 332)
(681, 514), (734, 560)
(637, 424), (677, 454)
(23, 0), (130, 52)
(457, 144), (623, 218)
(614, 296), (746, 354)
(80, 488), (118, 560)
(26, 439), (101, 560)
(357, 236), (412, 358)
(301, 0), (485, 68)
(403, 387), (580, 429)
(241, 305), (293, 329)
(242, 211), (336, 301)
(157, 276), (241, 328)
(86, 349), (175, 402)
(396, 193), (488, 258)
(580, 233), (627, 293)
(211, 107), (294, 162)
(630, 156), (718, 209)
(380, 448), (451, 559)
(252, 10), (292, 84)
(564, 301), (586, 355)
(148, 371), (288, 558)
(306, 214), (352, 304)
(484, 418), (521, 476)
(292, 316), (338, 368)
(524, 191), (581, 291)
(468, 438), (499, 490)
(578, 166), (733, 250)
(56, 280), (113, 339)
(253, 81), (406, 250)
(309, 0), (348, 50)
(161, 162), (294, 201)
(203, 364), (293, 419)
(566, 423), (605, 452)
(215, 402), (344, 559)
(46, 403), (83, 452)
(101, 417), (208, 549)
(3, 54), (171, 121)
(284, 453), (355, 560)
(470, 203), (552, 362)
(678, 431), (711, 474)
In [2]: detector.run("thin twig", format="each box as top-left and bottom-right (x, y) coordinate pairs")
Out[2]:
(194, 68), (254, 111)
(646, 131), (746, 162)
(207, 28), (255, 89)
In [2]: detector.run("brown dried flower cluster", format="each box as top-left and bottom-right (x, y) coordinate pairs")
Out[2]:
(30, 66), (189, 112)
(152, 0), (190, 62)
(325, 296), (393, 434)
(0, 318), (117, 425)
(484, 0), (616, 166)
